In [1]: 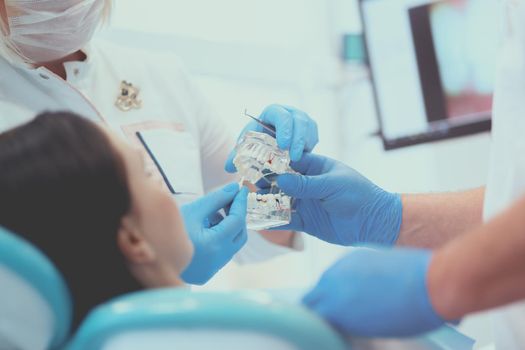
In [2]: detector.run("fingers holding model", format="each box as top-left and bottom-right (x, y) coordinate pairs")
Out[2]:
(180, 183), (249, 285)
(274, 153), (402, 246)
(225, 104), (319, 173)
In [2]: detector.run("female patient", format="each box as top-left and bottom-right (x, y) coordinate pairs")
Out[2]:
(0, 111), (246, 328)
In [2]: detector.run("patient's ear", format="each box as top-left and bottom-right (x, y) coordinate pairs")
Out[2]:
(117, 216), (156, 264)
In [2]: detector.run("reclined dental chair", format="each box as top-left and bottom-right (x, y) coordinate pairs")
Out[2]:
(67, 288), (347, 350)
(0, 223), (475, 350)
(0, 226), (72, 350)
(0, 225), (346, 350)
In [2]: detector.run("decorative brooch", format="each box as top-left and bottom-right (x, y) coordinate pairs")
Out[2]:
(115, 80), (142, 111)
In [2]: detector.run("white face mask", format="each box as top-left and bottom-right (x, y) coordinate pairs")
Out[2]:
(1, 0), (105, 64)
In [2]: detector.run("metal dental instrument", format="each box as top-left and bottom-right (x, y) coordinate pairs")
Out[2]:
(244, 109), (276, 136)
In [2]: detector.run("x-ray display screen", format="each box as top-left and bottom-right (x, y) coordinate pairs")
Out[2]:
(360, 0), (499, 149)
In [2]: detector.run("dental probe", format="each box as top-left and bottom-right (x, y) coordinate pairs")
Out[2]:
(244, 109), (276, 137)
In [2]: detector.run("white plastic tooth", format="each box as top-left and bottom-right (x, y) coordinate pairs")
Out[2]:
(252, 144), (261, 155)
(256, 148), (265, 161)
(262, 153), (269, 162)
(247, 193), (257, 209)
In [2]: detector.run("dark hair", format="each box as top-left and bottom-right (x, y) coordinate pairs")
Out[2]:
(0, 111), (142, 329)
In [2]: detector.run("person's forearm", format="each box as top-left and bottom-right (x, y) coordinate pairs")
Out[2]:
(428, 195), (525, 320)
(259, 230), (295, 247)
(396, 187), (484, 249)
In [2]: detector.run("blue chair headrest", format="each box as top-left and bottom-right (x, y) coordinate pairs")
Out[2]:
(68, 288), (347, 350)
(0, 226), (72, 349)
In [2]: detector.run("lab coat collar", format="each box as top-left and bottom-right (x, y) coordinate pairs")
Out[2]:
(1, 43), (94, 82)
(63, 43), (94, 83)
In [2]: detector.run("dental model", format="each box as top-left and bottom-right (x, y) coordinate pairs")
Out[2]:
(246, 192), (292, 230)
(233, 131), (292, 184)
(233, 130), (293, 230)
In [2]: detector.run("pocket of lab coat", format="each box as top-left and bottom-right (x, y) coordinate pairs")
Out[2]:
(122, 123), (205, 206)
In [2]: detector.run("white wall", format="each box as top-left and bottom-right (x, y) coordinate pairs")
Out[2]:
(104, 1), (493, 345)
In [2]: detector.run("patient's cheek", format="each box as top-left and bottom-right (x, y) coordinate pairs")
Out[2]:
(148, 190), (182, 232)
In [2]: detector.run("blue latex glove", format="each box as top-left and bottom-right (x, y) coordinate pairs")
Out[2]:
(225, 104), (319, 172)
(273, 153), (402, 246)
(303, 248), (445, 337)
(181, 183), (249, 285)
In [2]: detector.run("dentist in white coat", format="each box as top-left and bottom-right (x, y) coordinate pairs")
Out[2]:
(484, 2), (525, 346)
(0, 0), (319, 285)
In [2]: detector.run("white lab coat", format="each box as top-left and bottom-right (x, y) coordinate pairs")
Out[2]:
(483, 1), (525, 348)
(0, 39), (301, 265)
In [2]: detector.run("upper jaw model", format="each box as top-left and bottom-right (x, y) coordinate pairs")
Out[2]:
(233, 131), (294, 230)
(233, 131), (292, 184)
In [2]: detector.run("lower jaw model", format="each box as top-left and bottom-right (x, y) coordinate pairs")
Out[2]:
(233, 130), (294, 230)
(246, 192), (292, 230)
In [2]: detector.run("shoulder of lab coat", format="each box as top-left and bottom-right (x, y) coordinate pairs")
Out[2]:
(92, 39), (236, 192)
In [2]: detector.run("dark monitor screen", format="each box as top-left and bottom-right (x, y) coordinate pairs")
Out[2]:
(360, 0), (499, 150)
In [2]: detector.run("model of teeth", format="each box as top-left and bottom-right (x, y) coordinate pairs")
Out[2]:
(246, 191), (292, 230)
(247, 192), (291, 212)
(233, 130), (294, 230)
(233, 131), (292, 184)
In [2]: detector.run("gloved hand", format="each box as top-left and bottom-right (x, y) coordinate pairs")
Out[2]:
(181, 183), (249, 285)
(225, 104), (319, 173)
(273, 153), (402, 246)
(303, 248), (445, 337)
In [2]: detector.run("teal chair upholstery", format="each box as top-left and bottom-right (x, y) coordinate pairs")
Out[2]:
(67, 288), (347, 350)
(0, 226), (72, 350)
(0, 223), (473, 350)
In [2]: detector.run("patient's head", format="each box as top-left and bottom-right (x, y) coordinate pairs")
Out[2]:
(0, 112), (193, 327)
